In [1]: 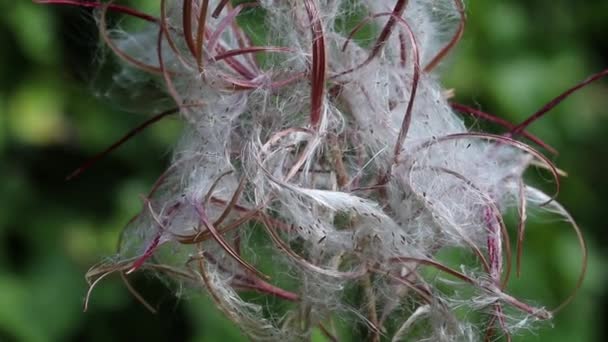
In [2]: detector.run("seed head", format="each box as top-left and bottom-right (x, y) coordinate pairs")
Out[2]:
(37, 0), (595, 340)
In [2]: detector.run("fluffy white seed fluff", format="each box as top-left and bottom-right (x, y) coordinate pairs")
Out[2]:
(83, 0), (584, 340)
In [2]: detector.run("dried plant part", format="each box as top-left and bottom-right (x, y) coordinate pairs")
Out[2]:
(36, 0), (602, 340)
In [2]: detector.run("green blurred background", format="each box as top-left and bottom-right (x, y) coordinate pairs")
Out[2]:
(0, 1), (606, 341)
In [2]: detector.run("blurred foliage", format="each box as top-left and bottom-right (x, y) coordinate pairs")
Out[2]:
(0, 1), (607, 341)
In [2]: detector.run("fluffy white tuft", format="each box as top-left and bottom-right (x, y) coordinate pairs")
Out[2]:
(80, 0), (584, 340)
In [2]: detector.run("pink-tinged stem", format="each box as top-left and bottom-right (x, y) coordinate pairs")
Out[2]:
(510, 68), (608, 135)
(234, 279), (299, 302)
(303, 0), (327, 127)
(203, 251), (298, 302)
(195, 0), (210, 71)
(66, 108), (178, 180)
(231, 12), (261, 73)
(334, 0), (409, 78)
(220, 71), (305, 90)
(183, 0), (197, 58)
(451, 102), (558, 154)
(211, 0), (230, 18)
(214, 44), (257, 79)
(390, 14), (420, 162)
(212, 46), (292, 63)
(207, 3), (258, 53)
(423, 0), (465, 72)
(192, 201), (269, 280)
(485, 207), (502, 283)
(484, 205), (512, 339)
(370, 0), (409, 58)
(399, 31), (408, 67)
(126, 233), (161, 274)
(202, 19), (258, 80)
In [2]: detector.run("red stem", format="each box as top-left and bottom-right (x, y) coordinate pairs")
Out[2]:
(511, 68), (608, 135)
(303, 0), (327, 127)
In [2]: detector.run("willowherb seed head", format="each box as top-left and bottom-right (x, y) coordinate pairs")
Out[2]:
(41, 0), (598, 340)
